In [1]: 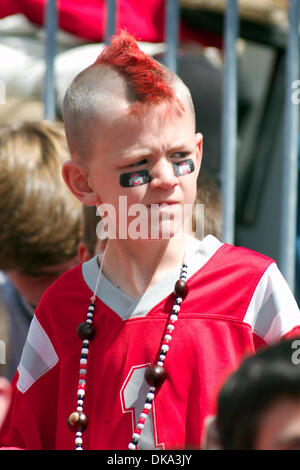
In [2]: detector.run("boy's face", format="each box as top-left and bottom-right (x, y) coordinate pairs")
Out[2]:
(84, 97), (202, 240)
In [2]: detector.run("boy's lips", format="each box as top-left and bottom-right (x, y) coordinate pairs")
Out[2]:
(147, 201), (179, 207)
(146, 201), (181, 214)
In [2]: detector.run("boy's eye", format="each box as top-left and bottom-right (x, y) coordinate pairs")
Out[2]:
(131, 159), (148, 167)
(172, 152), (188, 159)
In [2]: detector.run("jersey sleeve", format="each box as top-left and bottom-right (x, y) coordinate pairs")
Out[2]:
(243, 262), (300, 346)
(0, 314), (59, 450)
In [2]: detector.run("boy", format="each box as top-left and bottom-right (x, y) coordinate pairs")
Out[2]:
(1, 32), (300, 450)
(0, 120), (83, 380)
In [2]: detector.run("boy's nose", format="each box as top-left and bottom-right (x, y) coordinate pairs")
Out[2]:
(150, 159), (178, 190)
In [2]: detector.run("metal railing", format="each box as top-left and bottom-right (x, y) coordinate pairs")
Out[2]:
(104, 0), (117, 44)
(44, 0), (57, 121)
(280, 0), (300, 291)
(220, 0), (239, 246)
(43, 0), (300, 290)
(220, 0), (300, 292)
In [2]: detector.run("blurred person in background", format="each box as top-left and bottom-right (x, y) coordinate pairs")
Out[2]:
(77, 205), (107, 262)
(0, 120), (83, 380)
(0, 377), (10, 431)
(203, 338), (300, 450)
(193, 167), (222, 241)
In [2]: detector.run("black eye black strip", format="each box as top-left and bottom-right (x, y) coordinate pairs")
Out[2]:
(119, 159), (194, 188)
(173, 159), (194, 176)
(120, 169), (152, 187)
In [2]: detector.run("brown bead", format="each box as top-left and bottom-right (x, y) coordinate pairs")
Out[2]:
(174, 279), (189, 299)
(144, 365), (167, 387)
(67, 411), (88, 432)
(77, 322), (95, 340)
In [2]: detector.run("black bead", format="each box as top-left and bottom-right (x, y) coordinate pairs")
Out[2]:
(144, 365), (167, 387)
(67, 411), (88, 432)
(77, 322), (95, 340)
(132, 438), (138, 445)
(174, 279), (189, 299)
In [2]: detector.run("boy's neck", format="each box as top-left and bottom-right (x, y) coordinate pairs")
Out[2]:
(101, 232), (195, 300)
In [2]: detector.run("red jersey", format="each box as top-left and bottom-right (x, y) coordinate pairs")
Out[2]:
(1, 236), (300, 450)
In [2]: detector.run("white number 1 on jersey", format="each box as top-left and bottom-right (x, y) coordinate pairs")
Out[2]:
(120, 364), (164, 450)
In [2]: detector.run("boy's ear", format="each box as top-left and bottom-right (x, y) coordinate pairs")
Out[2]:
(196, 133), (203, 165)
(62, 160), (100, 206)
(195, 132), (203, 174)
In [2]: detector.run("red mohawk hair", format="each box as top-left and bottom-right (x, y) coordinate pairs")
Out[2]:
(94, 31), (175, 107)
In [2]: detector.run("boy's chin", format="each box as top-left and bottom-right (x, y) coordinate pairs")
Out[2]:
(141, 222), (185, 241)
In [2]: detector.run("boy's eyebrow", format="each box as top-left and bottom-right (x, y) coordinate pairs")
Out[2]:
(118, 148), (153, 166)
(120, 141), (194, 163)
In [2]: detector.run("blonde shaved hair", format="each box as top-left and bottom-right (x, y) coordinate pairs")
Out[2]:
(63, 33), (195, 162)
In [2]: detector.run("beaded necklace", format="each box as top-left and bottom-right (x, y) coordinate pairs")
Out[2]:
(67, 245), (189, 450)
